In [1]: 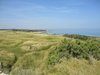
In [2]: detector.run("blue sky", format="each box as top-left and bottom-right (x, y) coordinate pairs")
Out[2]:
(0, 0), (100, 29)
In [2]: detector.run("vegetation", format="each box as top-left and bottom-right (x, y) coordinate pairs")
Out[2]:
(0, 30), (100, 75)
(63, 34), (98, 40)
(48, 39), (100, 65)
(0, 50), (17, 73)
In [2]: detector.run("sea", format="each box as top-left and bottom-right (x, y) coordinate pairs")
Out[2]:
(48, 28), (100, 36)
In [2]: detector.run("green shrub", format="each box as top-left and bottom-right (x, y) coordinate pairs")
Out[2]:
(48, 39), (100, 65)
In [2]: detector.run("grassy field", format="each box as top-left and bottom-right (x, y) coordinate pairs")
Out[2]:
(0, 30), (100, 75)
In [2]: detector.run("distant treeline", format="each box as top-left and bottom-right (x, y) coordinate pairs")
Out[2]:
(63, 34), (98, 40)
(0, 29), (47, 33)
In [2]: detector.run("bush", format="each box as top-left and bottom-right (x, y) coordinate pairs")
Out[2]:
(48, 39), (100, 65)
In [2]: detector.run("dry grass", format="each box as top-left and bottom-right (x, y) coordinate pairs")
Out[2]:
(0, 30), (100, 75)
(47, 58), (100, 75)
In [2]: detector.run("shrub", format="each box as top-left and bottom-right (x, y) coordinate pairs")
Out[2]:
(48, 39), (100, 65)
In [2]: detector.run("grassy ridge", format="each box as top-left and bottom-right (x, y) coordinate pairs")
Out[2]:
(0, 30), (100, 75)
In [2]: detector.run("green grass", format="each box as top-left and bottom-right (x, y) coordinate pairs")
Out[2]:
(0, 30), (100, 75)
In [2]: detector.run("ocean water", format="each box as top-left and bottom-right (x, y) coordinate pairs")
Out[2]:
(48, 29), (100, 36)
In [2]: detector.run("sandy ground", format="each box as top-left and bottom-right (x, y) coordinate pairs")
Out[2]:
(0, 73), (8, 75)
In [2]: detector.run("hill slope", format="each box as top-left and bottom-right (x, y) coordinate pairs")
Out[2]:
(0, 30), (100, 75)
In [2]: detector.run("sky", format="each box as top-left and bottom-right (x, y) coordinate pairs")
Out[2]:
(0, 0), (100, 29)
